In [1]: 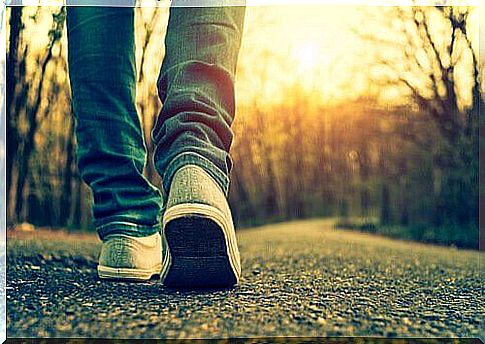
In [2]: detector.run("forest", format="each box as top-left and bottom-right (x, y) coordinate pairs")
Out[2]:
(5, 6), (482, 248)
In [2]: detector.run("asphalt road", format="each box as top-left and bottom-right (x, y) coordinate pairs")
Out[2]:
(6, 219), (483, 339)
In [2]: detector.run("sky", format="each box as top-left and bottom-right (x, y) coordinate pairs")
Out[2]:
(11, 5), (483, 108)
(236, 5), (481, 107)
(237, 6), (372, 104)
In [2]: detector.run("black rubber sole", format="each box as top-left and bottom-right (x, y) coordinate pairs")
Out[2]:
(163, 215), (237, 289)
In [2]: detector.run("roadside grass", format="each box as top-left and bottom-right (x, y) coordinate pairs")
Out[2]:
(335, 217), (478, 250)
(8, 216), (478, 250)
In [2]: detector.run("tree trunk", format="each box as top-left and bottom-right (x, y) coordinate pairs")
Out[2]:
(14, 8), (64, 221)
(380, 184), (391, 225)
(398, 157), (409, 225)
(379, 148), (391, 225)
(60, 114), (75, 226)
(358, 148), (371, 217)
(6, 8), (23, 221)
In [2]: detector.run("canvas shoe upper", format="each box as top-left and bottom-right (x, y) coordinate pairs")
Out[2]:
(160, 164), (241, 288)
(97, 233), (162, 281)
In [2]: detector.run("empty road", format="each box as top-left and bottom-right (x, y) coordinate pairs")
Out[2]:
(6, 219), (483, 339)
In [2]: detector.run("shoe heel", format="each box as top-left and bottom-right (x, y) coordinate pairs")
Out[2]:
(163, 215), (237, 288)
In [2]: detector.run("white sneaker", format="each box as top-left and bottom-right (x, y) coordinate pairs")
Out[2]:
(97, 233), (162, 281)
(161, 165), (241, 288)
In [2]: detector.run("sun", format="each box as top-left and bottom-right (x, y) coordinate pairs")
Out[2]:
(294, 42), (320, 72)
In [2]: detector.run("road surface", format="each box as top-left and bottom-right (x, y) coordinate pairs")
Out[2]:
(6, 219), (483, 339)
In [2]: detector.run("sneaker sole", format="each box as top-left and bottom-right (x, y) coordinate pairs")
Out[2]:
(161, 203), (240, 288)
(97, 265), (162, 281)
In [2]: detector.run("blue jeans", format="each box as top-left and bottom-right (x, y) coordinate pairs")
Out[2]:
(66, 5), (245, 239)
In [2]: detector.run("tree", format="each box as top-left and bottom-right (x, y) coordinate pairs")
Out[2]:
(358, 6), (481, 227)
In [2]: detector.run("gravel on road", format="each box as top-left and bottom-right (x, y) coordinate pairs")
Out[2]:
(6, 219), (483, 339)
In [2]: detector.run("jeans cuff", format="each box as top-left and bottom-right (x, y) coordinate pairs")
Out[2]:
(96, 217), (161, 241)
(162, 152), (230, 196)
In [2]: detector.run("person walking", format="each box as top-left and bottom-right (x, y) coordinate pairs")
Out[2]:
(66, 2), (245, 288)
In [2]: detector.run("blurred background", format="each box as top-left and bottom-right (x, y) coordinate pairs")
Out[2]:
(5, 5), (482, 248)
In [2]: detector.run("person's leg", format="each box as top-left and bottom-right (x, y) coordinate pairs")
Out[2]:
(67, 7), (162, 239)
(152, 5), (245, 197)
(67, 7), (163, 280)
(153, 5), (245, 288)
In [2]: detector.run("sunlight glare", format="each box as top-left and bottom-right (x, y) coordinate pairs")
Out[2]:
(295, 42), (320, 72)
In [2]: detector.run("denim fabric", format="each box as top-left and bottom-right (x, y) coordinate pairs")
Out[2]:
(152, 6), (245, 197)
(66, 5), (245, 239)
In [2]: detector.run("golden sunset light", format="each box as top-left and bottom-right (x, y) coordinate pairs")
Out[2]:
(294, 41), (320, 72)
(15, 5), (481, 108)
(5, 4), (482, 337)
